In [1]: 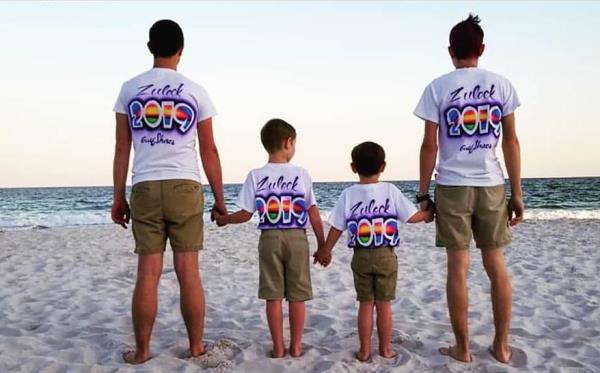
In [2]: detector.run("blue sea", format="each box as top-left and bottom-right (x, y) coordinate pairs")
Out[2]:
(0, 178), (599, 229)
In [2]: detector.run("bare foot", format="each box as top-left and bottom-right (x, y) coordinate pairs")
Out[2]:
(270, 349), (285, 358)
(289, 345), (303, 358)
(122, 350), (151, 365)
(355, 351), (371, 362)
(379, 346), (397, 359)
(438, 346), (472, 363)
(190, 344), (207, 358)
(489, 345), (512, 364)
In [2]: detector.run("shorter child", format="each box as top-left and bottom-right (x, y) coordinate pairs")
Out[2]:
(214, 119), (325, 358)
(314, 141), (433, 362)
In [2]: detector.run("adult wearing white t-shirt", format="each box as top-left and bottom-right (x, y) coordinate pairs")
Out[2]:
(414, 15), (523, 364)
(111, 20), (226, 364)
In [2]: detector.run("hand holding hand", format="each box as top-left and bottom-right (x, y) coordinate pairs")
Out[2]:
(211, 208), (228, 227)
(420, 198), (435, 223)
(111, 198), (130, 229)
(313, 248), (332, 267)
(211, 201), (228, 226)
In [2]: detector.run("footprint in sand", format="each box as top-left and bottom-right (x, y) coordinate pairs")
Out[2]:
(506, 346), (527, 368)
(189, 339), (241, 370)
(484, 346), (527, 368)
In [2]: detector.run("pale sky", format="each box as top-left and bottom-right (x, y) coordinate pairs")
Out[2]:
(1, 1), (599, 187)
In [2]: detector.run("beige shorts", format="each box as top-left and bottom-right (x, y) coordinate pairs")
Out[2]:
(435, 185), (511, 250)
(130, 179), (204, 255)
(258, 229), (313, 302)
(351, 247), (398, 302)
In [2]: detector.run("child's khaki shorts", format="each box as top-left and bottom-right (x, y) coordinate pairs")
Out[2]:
(258, 229), (313, 302)
(435, 184), (511, 250)
(130, 179), (204, 255)
(351, 247), (398, 302)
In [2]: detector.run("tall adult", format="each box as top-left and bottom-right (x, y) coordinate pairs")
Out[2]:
(414, 14), (524, 364)
(111, 19), (226, 364)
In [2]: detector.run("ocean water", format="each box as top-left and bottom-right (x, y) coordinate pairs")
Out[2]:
(0, 178), (599, 229)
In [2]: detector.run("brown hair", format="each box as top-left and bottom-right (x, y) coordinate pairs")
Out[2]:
(260, 119), (296, 153)
(351, 141), (386, 176)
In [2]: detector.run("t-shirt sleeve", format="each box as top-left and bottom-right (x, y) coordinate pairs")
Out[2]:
(413, 83), (440, 124)
(393, 186), (419, 223)
(236, 172), (256, 213)
(303, 169), (317, 208)
(502, 80), (521, 117)
(113, 83), (127, 114)
(327, 193), (347, 231)
(195, 85), (217, 123)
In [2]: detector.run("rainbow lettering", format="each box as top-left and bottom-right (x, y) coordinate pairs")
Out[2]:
(128, 98), (197, 134)
(347, 217), (400, 248)
(445, 103), (502, 138)
(255, 195), (308, 228)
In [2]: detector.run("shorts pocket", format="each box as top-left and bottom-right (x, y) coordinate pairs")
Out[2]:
(173, 181), (201, 193)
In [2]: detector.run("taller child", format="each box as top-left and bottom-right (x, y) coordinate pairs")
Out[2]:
(414, 14), (523, 364)
(111, 20), (226, 364)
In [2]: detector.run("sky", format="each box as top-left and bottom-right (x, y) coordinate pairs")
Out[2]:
(0, 1), (599, 187)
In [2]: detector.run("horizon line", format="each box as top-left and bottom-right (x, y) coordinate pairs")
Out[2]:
(2, 175), (599, 190)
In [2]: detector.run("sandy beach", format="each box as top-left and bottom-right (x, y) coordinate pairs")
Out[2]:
(1, 219), (599, 372)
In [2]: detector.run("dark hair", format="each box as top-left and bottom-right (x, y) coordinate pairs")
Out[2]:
(260, 119), (297, 153)
(449, 14), (484, 59)
(351, 142), (386, 176)
(148, 20), (184, 58)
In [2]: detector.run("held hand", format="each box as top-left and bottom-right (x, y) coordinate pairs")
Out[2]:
(313, 249), (332, 267)
(211, 208), (227, 227)
(210, 202), (228, 224)
(420, 198), (435, 223)
(508, 195), (524, 226)
(111, 198), (130, 229)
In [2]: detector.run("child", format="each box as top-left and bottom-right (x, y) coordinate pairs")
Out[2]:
(214, 119), (325, 358)
(313, 141), (432, 362)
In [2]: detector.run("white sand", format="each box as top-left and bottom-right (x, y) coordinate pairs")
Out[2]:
(1, 219), (599, 372)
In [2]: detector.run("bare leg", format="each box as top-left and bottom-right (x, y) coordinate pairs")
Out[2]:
(288, 301), (305, 357)
(174, 251), (205, 357)
(357, 301), (374, 361)
(482, 248), (513, 363)
(440, 249), (472, 362)
(127, 253), (164, 364)
(375, 301), (396, 358)
(266, 300), (285, 358)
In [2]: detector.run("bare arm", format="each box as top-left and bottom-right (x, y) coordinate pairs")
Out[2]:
(111, 113), (132, 228)
(407, 209), (433, 223)
(308, 205), (326, 247)
(501, 113), (524, 225)
(419, 120), (438, 200)
(198, 118), (226, 214)
(215, 210), (253, 225)
(418, 121), (438, 220)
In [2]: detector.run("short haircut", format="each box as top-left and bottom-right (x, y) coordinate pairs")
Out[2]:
(449, 14), (484, 59)
(351, 141), (386, 176)
(148, 20), (184, 58)
(260, 119), (297, 153)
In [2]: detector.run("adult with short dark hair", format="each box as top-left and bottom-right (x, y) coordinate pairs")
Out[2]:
(111, 19), (226, 364)
(414, 14), (523, 364)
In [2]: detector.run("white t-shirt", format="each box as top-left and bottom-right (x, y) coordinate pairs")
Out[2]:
(113, 68), (217, 185)
(414, 67), (520, 186)
(236, 163), (317, 230)
(328, 182), (418, 249)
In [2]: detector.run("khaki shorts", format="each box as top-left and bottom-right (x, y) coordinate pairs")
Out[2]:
(258, 229), (313, 302)
(435, 185), (511, 250)
(351, 247), (398, 302)
(130, 179), (204, 255)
